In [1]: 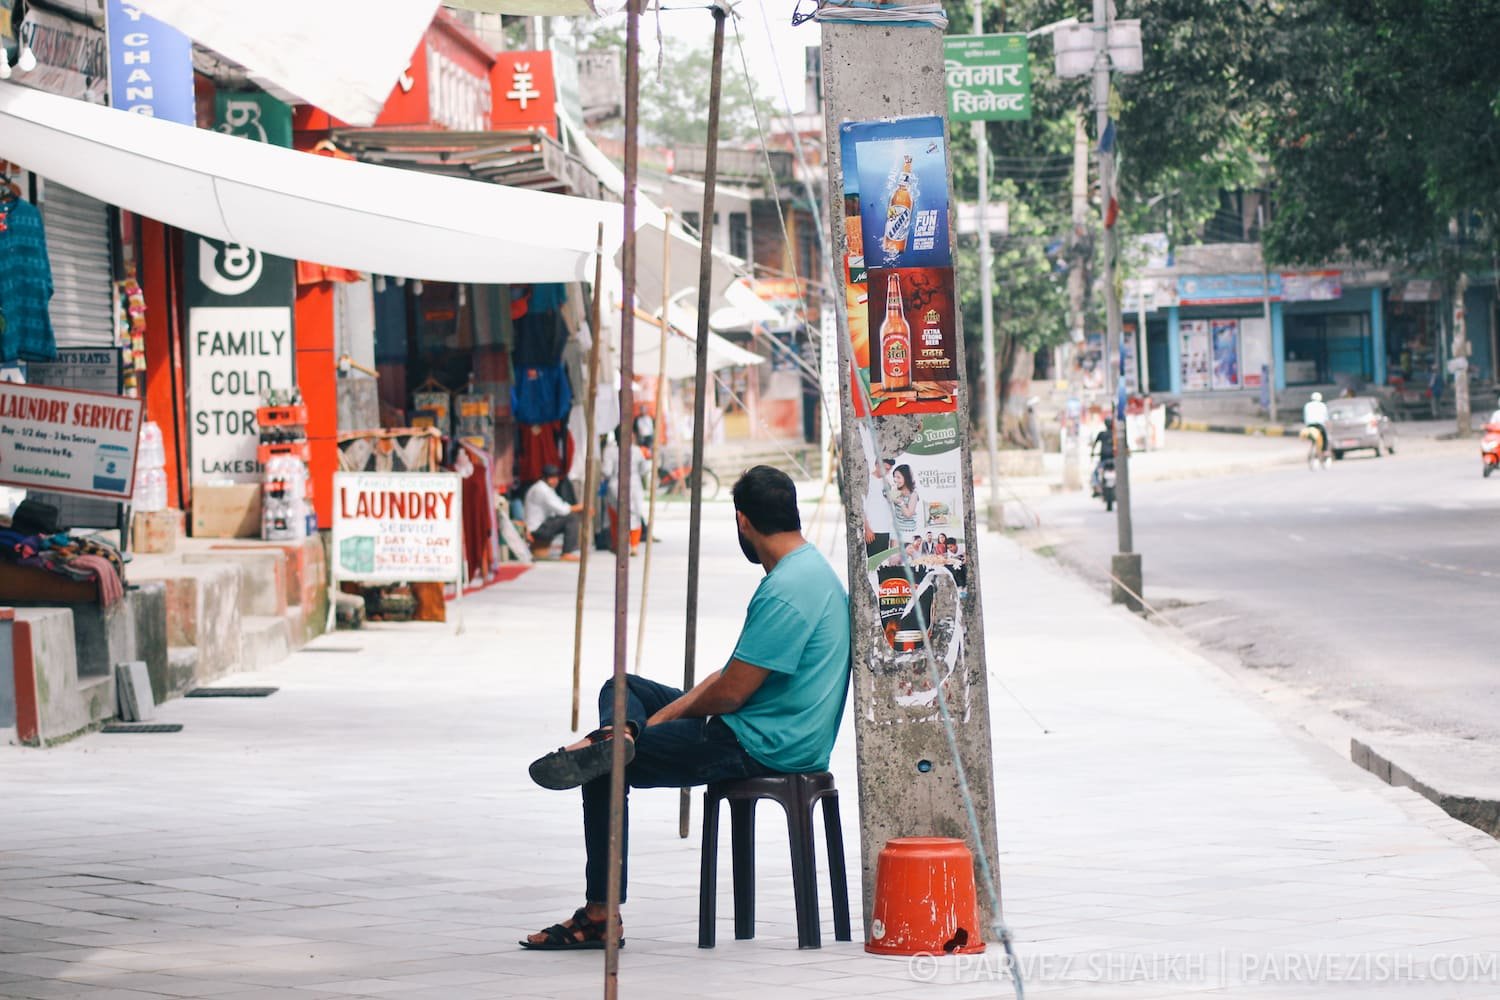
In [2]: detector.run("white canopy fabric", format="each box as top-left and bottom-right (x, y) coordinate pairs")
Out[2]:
(129, 0), (439, 128)
(631, 309), (762, 380)
(0, 82), (624, 284)
(445, 0), (600, 18)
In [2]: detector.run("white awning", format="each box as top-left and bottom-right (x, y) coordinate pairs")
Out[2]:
(445, 0), (600, 16)
(632, 309), (763, 380)
(0, 82), (624, 284)
(128, 0), (440, 127)
(558, 113), (744, 314)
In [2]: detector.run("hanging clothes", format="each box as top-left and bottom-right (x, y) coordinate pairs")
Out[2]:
(0, 196), (58, 362)
(530, 283), (568, 314)
(511, 364), (573, 425)
(513, 420), (575, 485)
(512, 308), (569, 367)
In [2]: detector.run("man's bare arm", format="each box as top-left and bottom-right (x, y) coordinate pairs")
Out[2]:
(646, 660), (770, 727)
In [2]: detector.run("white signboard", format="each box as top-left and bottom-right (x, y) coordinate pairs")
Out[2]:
(331, 472), (464, 583)
(188, 306), (295, 482)
(0, 382), (143, 500)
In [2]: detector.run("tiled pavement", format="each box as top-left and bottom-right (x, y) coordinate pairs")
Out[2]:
(3, 499), (1500, 999)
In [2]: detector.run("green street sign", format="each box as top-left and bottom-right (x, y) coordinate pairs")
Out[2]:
(943, 33), (1032, 122)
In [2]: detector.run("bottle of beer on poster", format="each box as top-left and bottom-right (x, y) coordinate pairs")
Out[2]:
(880, 272), (912, 393)
(882, 155), (915, 255)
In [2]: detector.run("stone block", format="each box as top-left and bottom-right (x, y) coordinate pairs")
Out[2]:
(240, 616), (293, 672)
(166, 646), (199, 696)
(12, 607), (114, 745)
(69, 601), (136, 680)
(129, 583), (169, 705)
(183, 550), (288, 618)
(134, 564), (242, 684)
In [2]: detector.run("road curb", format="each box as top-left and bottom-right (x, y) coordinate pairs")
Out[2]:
(1350, 738), (1500, 839)
(1175, 420), (1301, 437)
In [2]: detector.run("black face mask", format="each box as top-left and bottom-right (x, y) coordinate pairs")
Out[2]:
(737, 521), (761, 565)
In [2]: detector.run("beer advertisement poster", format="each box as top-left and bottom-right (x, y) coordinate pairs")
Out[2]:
(856, 415), (969, 654)
(839, 116), (951, 271)
(865, 267), (959, 415)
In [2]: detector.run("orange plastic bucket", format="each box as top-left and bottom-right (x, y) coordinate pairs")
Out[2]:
(865, 837), (986, 955)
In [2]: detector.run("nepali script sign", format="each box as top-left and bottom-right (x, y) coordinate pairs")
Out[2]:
(331, 472), (463, 584)
(0, 382), (143, 501)
(944, 34), (1032, 122)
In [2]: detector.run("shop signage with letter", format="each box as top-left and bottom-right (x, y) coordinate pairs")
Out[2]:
(0, 382), (142, 500)
(184, 93), (296, 484)
(105, 0), (193, 122)
(943, 34), (1031, 122)
(492, 50), (557, 135)
(14, 6), (107, 102)
(331, 472), (463, 583)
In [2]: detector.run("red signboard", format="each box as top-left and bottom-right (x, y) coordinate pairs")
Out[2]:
(491, 51), (557, 136)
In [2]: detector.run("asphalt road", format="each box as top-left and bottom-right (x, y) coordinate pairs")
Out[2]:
(1024, 437), (1500, 743)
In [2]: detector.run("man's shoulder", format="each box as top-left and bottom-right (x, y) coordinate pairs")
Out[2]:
(761, 547), (845, 609)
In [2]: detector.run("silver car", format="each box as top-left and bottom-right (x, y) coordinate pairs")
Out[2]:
(1326, 396), (1396, 459)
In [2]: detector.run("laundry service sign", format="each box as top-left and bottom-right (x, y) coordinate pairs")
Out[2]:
(185, 94), (296, 484)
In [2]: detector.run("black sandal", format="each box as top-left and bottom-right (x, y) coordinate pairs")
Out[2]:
(528, 727), (636, 790)
(519, 907), (624, 950)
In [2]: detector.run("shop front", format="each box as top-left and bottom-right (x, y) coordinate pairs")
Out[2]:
(1165, 270), (1384, 397)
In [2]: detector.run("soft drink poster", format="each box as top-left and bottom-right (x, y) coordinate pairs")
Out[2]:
(840, 116), (952, 271)
(866, 267), (959, 415)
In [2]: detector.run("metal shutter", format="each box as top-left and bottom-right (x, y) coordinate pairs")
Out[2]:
(39, 180), (115, 349)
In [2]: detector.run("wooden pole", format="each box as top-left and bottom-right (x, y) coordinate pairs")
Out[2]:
(679, 2), (728, 841)
(633, 209), (672, 674)
(604, 0), (640, 991)
(570, 223), (607, 731)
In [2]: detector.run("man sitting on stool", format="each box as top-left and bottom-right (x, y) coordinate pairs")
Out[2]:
(525, 464), (583, 562)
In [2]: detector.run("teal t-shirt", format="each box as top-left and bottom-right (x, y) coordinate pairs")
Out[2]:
(721, 544), (851, 773)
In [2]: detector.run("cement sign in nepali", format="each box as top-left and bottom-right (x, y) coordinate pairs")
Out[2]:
(943, 34), (1031, 122)
(332, 472), (463, 584)
(0, 382), (143, 500)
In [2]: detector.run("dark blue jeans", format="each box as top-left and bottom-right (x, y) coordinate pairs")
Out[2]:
(583, 675), (771, 904)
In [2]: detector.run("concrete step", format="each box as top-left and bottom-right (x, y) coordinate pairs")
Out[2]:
(11, 607), (113, 745)
(133, 563), (243, 686)
(166, 646), (199, 696)
(183, 550), (287, 618)
(240, 616), (293, 673)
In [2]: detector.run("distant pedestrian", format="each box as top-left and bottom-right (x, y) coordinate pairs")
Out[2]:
(525, 465), (583, 561)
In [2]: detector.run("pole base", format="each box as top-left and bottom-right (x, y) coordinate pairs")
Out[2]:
(1110, 552), (1143, 612)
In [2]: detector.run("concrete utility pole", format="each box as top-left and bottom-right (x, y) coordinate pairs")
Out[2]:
(1453, 271), (1472, 436)
(973, 0), (1002, 530)
(1062, 112), (1088, 491)
(823, 7), (1002, 933)
(1092, 0), (1141, 610)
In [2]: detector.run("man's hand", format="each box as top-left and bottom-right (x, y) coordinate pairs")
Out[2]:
(647, 659), (770, 727)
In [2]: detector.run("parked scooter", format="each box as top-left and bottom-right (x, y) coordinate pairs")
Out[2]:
(1482, 410), (1500, 479)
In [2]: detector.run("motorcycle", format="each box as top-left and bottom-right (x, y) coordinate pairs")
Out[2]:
(1482, 412), (1500, 478)
(1091, 458), (1117, 511)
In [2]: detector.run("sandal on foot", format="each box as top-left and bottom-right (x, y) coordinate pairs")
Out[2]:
(519, 907), (624, 950)
(528, 727), (636, 790)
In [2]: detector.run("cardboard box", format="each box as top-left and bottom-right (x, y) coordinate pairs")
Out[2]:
(131, 508), (184, 554)
(191, 484), (262, 539)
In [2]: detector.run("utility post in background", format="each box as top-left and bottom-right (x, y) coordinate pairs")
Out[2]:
(1062, 112), (1088, 491)
(1054, 4), (1144, 607)
(972, 0), (1001, 531)
(1453, 270), (1472, 436)
(823, 3), (1002, 935)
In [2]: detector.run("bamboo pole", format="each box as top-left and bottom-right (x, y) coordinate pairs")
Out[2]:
(633, 209), (672, 674)
(570, 223), (607, 732)
(603, 0), (640, 990)
(679, 2), (728, 841)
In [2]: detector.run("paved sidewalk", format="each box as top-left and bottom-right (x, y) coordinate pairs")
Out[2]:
(3, 501), (1500, 999)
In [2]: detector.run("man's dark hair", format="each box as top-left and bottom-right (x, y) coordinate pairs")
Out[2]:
(732, 465), (801, 534)
(542, 464), (561, 478)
